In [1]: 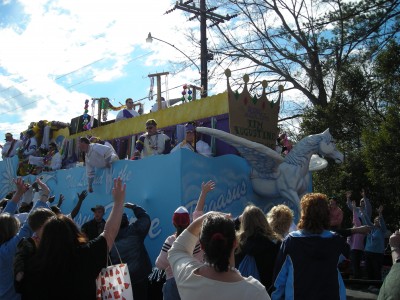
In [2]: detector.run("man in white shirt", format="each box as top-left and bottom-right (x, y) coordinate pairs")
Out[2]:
(150, 97), (168, 112)
(116, 98), (140, 122)
(79, 137), (119, 192)
(133, 119), (171, 159)
(1, 133), (23, 159)
(171, 123), (212, 157)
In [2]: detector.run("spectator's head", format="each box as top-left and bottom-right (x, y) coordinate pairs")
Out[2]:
(238, 205), (279, 246)
(0, 213), (20, 245)
(5, 133), (13, 142)
(199, 212), (236, 273)
(172, 206), (190, 236)
(28, 208), (56, 245)
(298, 193), (329, 234)
(267, 204), (294, 239)
(125, 98), (134, 110)
(35, 215), (88, 273)
(79, 137), (90, 152)
(329, 196), (338, 208)
(19, 201), (33, 213)
(145, 119), (158, 135)
(91, 205), (105, 222)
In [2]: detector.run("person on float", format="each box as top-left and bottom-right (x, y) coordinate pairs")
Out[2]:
(78, 137), (119, 193)
(116, 98), (140, 122)
(1, 133), (23, 159)
(171, 123), (212, 157)
(22, 130), (37, 159)
(132, 119), (171, 159)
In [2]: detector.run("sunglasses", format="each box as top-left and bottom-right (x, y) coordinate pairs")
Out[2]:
(146, 126), (154, 130)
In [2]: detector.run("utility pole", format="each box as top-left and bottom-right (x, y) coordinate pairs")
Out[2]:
(166, 0), (236, 98)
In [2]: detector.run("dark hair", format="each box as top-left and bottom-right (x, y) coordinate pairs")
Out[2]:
(19, 202), (33, 213)
(125, 98), (133, 104)
(298, 193), (330, 234)
(0, 213), (20, 245)
(28, 208), (56, 231)
(199, 213), (236, 272)
(50, 206), (62, 215)
(33, 215), (88, 278)
(79, 137), (90, 144)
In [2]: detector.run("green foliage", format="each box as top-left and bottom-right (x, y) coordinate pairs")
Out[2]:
(301, 39), (400, 229)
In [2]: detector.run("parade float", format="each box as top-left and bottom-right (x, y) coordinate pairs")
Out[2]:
(0, 70), (343, 262)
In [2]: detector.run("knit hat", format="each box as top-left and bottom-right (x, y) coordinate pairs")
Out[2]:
(172, 206), (190, 227)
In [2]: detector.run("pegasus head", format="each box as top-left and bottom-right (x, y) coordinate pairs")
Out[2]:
(318, 129), (344, 164)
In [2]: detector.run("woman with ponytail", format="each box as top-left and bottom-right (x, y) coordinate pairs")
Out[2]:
(168, 211), (270, 300)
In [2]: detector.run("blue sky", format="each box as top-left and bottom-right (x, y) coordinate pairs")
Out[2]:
(0, 0), (213, 144)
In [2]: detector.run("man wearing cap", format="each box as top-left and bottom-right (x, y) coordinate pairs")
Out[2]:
(81, 204), (106, 240)
(133, 119), (171, 159)
(79, 137), (119, 192)
(116, 98), (140, 122)
(1, 133), (23, 159)
(171, 123), (212, 157)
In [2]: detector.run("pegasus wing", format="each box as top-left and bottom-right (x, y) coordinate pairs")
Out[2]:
(197, 127), (283, 176)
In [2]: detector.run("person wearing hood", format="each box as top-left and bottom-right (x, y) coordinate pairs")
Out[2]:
(271, 193), (349, 300)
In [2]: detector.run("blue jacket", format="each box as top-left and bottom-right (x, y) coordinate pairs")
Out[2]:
(364, 215), (387, 254)
(110, 205), (152, 283)
(0, 200), (47, 300)
(272, 230), (349, 300)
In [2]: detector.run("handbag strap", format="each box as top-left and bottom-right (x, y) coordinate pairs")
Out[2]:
(106, 243), (123, 267)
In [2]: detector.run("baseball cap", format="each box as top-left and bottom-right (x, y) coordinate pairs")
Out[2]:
(172, 206), (190, 227)
(146, 119), (157, 127)
(185, 123), (195, 132)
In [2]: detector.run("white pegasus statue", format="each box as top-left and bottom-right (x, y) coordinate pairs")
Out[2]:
(197, 127), (344, 211)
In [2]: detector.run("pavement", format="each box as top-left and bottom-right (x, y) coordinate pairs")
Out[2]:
(346, 285), (379, 299)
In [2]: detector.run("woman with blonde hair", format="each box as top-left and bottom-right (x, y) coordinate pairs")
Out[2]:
(267, 204), (294, 239)
(272, 193), (349, 300)
(236, 205), (281, 294)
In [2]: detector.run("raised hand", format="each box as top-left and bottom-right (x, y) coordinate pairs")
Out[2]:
(112, 177), (126, 205)
(201, 180), (216, 194)
(77, 190), (88, 202)
(14, 178), (28, 194)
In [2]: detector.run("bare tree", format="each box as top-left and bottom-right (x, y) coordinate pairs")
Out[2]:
(203, 0), (400, 107)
